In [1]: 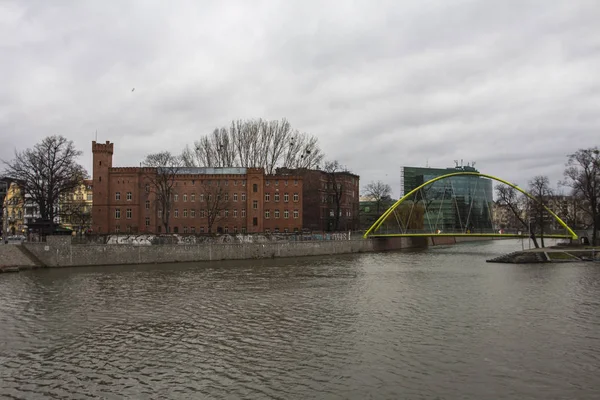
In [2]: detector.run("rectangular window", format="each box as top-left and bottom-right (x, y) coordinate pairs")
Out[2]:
(253, 217), (258, 226)
(200, 194), (204, 202)
(115, 208), (121, 219)
(145, 200), (150, 209)
(224, 226), (229, 233)
(225, 193), (229, 201)
(253, 183), (258, 193)
(234, 226), (238, 233)
(233, 193), (238, 202)
(284, 193), (289, 202)
(265, 210), (270, 219)
(233, 209), (238, 217)
(115, 225), (120, 233)
(234, 180), (237, 186)
(253, 200), (258, 209)
(191, 209), (196, 217)
(191, 227), (196, 233)
(145, 184), (150, 193)
(265, 228), (271, 234)
(242, 180), (246, 186)
(274, 209), (280, 219)
(241, 193), (246, 201)
(127, 192), (132, 201)
(293, 193), (299, 202)
(183, 226), (188, 234)
(183, 209), (188, 217)
(225, 210), (229, 217)
(145, 217), (150, 226)
(200, 210), (205, 217)
(225, 180), (228, 186)
(191, 193), (195, 202)
(126, 209), (132, 219)
(274, 193), (280, 202)
(284, 210), (289, 219)
(183, 194), (187, 202)
(174, 209), (179, 218)
(158, 209), (162, 217)
(285, 180), (288, 186)
(241, 209), (246, 217)
(266, 180), (270, 186)
(87, 194), (93, 201)
(200, 227), (205, 233)
(115, 192), (121, 200)
(174, 194), (179, 202)
(241, 227), (247, 233)
(265, 193), (270, 202)
(294, 179), (298, 186)
(275, 180), (279, 186)
(293, 210), (299, 219)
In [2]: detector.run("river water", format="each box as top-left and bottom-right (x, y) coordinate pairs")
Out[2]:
(1, 240), (599, 399)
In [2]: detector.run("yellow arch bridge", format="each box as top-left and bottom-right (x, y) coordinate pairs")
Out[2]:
(363, 172), (578, 240)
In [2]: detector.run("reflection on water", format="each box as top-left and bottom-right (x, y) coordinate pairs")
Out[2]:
(1, 240), (599, 399)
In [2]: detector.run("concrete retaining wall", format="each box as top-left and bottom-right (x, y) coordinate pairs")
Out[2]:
(22, 236), (423, 268)
(0, 245), (37, 268)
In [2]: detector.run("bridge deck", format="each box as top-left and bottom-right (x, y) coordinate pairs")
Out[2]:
(368, 233), (574, 239)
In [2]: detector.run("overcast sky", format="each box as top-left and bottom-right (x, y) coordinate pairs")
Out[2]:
(1, 0), (599, 197)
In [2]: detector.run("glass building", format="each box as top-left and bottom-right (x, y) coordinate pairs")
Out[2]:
(400, 165), (494, 232)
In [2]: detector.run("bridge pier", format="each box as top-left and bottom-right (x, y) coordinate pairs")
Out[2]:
(371, 236), (428, 252)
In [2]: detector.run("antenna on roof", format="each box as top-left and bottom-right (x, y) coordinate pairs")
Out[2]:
(95, 130), (98, 141)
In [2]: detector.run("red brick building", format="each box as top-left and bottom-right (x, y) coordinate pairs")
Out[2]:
(278, 168), (360, 231)
(91, 141), (304, 234)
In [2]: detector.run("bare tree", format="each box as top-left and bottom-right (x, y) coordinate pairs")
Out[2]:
(2, 136), (86, 223)
(142, 152), (182, 234)
(182, 118), (324, 173)
(60, 198), (92, 234)
(562, 147), (600, 245)
(323, 160), (345, 231)
(199, 179), (231, 234)
(528, 175), (553, 247)
(363, 180), (392, 214)
(495, 184), (540, 248)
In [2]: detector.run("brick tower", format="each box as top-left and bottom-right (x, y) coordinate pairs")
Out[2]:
(92, 141), (114, 234)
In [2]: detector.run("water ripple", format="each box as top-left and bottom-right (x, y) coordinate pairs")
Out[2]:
(1, 240), (600, 399)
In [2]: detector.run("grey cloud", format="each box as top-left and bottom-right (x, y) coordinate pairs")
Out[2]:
(1, 0), (599, 198)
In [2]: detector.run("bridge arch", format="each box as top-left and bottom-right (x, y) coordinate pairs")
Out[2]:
(363, 172), (578, 239)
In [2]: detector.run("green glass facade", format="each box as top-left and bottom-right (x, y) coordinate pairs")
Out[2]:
(401, 166), (494, 232)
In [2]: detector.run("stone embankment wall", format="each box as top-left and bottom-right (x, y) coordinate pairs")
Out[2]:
(21, 236), (425, 268)
(0, 244), (38, 269)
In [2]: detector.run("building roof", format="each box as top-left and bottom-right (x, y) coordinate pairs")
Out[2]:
(158, 167), (248, 175)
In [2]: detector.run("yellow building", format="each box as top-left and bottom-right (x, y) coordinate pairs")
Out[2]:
(2, 182), (25, 236)
(59, 180), (93, 233)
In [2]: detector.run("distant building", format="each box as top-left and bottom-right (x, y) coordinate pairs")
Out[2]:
(400, 165), (494, 232)
(547, 195), (591, 231)
(92, 141), (304, 234)
(359, 195), (395, 230)
(58, 180), (94, 234)
(1, 181), (34, 236)
(492, 202), (523, 231)
(1, 178), (58, 237)
(278, 167), (360, 231)
(0, 178), (10, 235)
